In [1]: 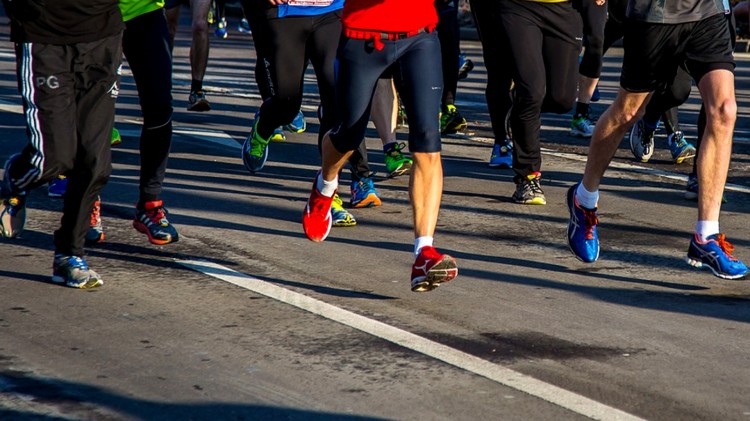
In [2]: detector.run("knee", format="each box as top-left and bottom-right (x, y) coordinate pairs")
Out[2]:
(706, 98), (737, 132)
(142, 104), (173, 129)
(611, 99), (645, 129)
(192, 19), (209, 35)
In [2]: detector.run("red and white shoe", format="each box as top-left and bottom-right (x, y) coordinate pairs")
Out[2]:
(410, 246), (458, 292)
(302, 180), (334, 242)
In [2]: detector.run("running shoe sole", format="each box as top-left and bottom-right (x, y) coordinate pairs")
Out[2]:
(411, 255), (458, 292)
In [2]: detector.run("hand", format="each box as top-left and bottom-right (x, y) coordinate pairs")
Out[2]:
(595, 0), (606, 5)
(268, 0), (288, 4)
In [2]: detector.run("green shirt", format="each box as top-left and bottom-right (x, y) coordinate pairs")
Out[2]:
(119, 0), (164, 22)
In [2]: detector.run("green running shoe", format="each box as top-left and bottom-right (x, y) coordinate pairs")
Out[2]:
(384, 142), (412, 178)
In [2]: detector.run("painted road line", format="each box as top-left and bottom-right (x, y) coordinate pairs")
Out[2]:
(178, 258), (645, 421)
(539, 147), (750, 195)
(116, 125), (241, 150)
(466, 135), (749, 195)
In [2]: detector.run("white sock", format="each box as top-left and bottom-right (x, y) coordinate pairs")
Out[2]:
(316, 173), (338, 198)
(696, 221), (719, 242)
(575, 182), (599, 209)
(414, 236), (434, 256)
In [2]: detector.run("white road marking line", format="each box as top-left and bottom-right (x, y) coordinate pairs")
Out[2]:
(540, 148), (750, 195)
(465, 135), (750, 194)
(178, 258), (645, 421)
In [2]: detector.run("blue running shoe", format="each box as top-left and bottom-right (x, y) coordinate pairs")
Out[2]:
(350, 177), (381, 208)
(1, 154), (27, 238)
(271, 127), (286, 141)
(331, 194), (356, 227)
(52, 254), (104, 288)
(668, 131), (696, 164)
(489, 139), (513, 168)
(238, 18), (251, 33)
(215, 17), (227, 39)
(284, 110), (306, 134)
(566, 183), (599, 263)
(242, 118), (271, 173)
(686, 234), (748, 279)
(48, 175), (68, 198)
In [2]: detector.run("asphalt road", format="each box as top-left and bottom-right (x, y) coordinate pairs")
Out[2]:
(1, 10), (750, 421)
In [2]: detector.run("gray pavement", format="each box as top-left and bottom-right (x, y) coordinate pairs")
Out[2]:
(1, 11), (750, 421)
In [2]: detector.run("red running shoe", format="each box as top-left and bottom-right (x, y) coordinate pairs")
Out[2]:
(302, 180), (334, 242)
(410, 246), (458, 292)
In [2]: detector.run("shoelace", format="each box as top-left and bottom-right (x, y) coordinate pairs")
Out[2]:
(714, 234), (738, 261)
(90, 202), (101, 227)
(64, 256), (89, 271)
(529, 178), (544, 195)
(6, 196), (25, 216)
(387, 142), (408, 158)
(144, 206), (168, 226)
(582, 209), (599, 240)
(310, 192), (331, 216)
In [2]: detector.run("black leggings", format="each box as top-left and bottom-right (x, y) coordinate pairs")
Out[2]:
(241, 0), (274, 100)
(436, 1), (460, 108)
(574, 0), (608, 79)
(499, 0), (581, 176)
(123, 9), (174, 204)
(330, 31), (443, 154)
(471, 0), (514, 144)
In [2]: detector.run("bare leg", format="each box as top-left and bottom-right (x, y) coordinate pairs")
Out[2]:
(189, 0), (211, 83)
(410, 152), (443, 238)
(577, 75), (599, 105)
(165, 5), (180, 46)
(695, 69), (736, 222)
(582, 88), (651, 191)
(321, 132), (355, 183)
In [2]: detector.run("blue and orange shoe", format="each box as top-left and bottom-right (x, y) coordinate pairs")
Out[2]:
(686, 234), (748, 280)
(133, 200), (179, 245)
(566, 183), (599, 263)
(350, 177), (381, 208)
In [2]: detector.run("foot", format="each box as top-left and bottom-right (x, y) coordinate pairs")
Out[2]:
(284, 110), (306, 134)
(629, 119), (655, 163)
(384, 142), (413, 178)
(242, 118), (271, 173)
(331, 194), (356, 227)
(411, 246), (458, 292)
(440, 104), (468, 135)
(133, 200), (179, 245)
(489, 139), (513, 169)
(668, 131), (696, 164)
(512, 172), (546, 205)
(350, 177), (381, 208)
(570, 114), (594, 138)
(187, 90), (211, 112)
(85, 197), (105, 245)
(566, 183), (600, 263)
(686, 234), (748, 279)
(47, 175), (68, 198)
(51, 255), (104, 288)
(302, 178), (334, 242)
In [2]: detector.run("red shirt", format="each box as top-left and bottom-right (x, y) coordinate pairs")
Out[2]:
(342, 0), (438, 33)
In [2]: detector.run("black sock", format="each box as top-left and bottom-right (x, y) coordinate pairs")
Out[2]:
(191, 79), (202, 93)
(574, 102), (590, 119)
